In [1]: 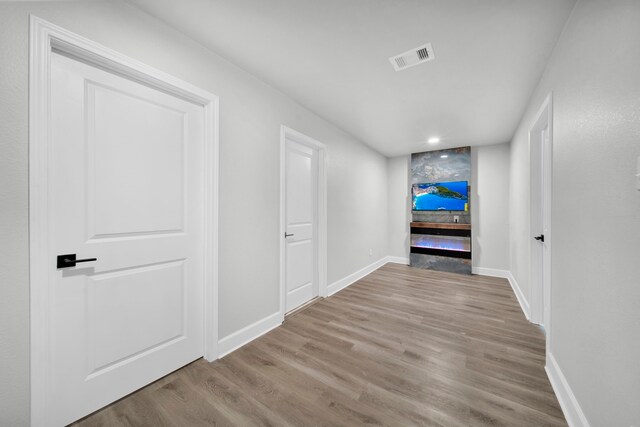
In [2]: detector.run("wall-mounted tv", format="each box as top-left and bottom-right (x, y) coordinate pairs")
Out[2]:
(412, 181), (468, 211)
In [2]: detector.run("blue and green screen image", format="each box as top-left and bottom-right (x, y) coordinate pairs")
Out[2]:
(412, 181), (468, 211)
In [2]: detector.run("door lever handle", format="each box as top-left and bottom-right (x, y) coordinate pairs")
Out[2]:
(534, 234), (545, 243)
(284, 233), (294, 238)
(57, 254), (97, 269)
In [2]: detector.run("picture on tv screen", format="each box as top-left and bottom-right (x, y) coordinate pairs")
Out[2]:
(412, 181), (468, 211)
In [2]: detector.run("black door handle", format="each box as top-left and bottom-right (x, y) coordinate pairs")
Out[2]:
(57, 254), (97, 269)
(284, 233), (294, 238)
(534, 234), (545, 243)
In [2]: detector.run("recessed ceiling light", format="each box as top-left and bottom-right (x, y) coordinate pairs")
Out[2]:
(440, 155), (448, 158)
(427, 137), (440, 144)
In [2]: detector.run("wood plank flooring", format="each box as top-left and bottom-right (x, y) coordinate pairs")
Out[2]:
(74, 264), (566, 426)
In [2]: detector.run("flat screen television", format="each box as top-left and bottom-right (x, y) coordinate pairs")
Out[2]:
(412, 181), (468, 211)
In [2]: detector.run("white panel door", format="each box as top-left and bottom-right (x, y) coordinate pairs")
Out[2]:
(285, 139), (318, 312)
(531, 123), (551, 327)
(49, 52), (205, 426)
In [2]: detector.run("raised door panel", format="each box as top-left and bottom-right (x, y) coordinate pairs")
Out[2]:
(286, 240), (313, 293)
(86, 260), (186, 377)
(88, 83), (186, 239)
(286, 146), (313, 225)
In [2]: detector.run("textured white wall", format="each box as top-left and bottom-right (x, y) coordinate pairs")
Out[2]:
(509, 0), (640, 424)
(0, 2), (388, 424)
(0, 5), (30, 425)
(387, 156), (410, 260)
(471, 143), (511, 271)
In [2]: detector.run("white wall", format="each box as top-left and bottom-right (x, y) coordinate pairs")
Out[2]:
(326, 142), (389, 282)
(471, 143), (511, 272)
(0, 2), (388, 424)
(387, 145), (510, 271)
(387, 156), (410, 260)
(509, 0), (640, 424)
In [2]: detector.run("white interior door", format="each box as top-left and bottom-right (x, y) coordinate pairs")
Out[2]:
(284, 139), (318, 312)
(531, 120), (551, 328)
(48, 51), (205, 425)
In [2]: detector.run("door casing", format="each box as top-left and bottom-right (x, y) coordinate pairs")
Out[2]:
(29, 16), (219, 426)
(279, 126), (327, 321)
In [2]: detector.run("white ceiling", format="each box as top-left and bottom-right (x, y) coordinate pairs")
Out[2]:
(127, 0), (576, 157)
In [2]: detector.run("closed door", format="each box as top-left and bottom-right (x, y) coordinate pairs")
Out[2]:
(284, 139), (318, 312)
(531, 124), (551, 327)
(49, 51), (205, 425)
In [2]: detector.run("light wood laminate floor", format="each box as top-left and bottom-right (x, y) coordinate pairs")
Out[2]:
(74, 263), (566, 426)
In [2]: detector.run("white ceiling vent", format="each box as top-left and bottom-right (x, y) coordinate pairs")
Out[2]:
(389, 43), (435, 72)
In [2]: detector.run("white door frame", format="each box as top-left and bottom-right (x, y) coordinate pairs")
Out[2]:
(529, 92), (553, 345)
(29, 16), (219, 426)
(279, 126), (327, 320)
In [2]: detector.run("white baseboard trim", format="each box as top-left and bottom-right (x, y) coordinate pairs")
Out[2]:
(507, 271), (530, 320)
(217, 311), (281, 358)
(546, 352), (590, 427)
(386, 256), (409, 265)
(327, 257), (388, 296)
(472, 267), (510, 278)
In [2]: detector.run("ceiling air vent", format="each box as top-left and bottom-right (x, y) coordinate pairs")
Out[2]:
(395, 56), (407, 69)
(389, 43), (435, 72)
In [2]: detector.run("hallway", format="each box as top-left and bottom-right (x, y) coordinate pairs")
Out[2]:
(75, 264), (565, 426)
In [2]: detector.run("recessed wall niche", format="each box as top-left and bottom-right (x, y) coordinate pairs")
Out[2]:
(410, 147), (472, 275)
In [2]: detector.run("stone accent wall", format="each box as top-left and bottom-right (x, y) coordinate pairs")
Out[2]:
(410, 146), (472, 274)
